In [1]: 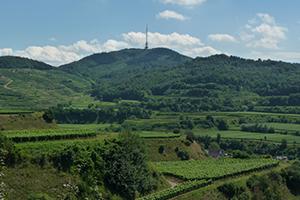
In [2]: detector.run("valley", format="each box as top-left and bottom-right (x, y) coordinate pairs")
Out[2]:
(1, 48), (300, 200)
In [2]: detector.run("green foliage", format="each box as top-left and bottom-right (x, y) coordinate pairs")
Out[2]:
(102, 133), (158, 199)
(217, 119), (229, 130)
(0, 135), (22, 166)
(0, 56), (52, 70)
(241, 124), (275, 133)
(47, 104), (151, 124)
(218, 183), (248, 199)
(281, 161), (300, 195)
(247, 172), (285, 200)
(231, 150), (251, 159)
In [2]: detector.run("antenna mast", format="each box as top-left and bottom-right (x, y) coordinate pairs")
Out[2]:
(145, 24), (149, 49)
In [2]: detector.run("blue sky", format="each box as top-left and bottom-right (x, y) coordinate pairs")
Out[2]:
(0, 0), (300, 65)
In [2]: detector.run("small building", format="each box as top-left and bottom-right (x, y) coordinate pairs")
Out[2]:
(276, 156), (288, 161)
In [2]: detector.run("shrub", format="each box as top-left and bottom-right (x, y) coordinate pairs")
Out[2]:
(218, 183), (246, 199)
(217, 119), (229, 130)
(158, 146), (165, 154)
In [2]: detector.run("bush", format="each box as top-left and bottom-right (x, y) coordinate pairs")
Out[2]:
(218, 183), (246, 199)
(241, 124), (275, 134)
(281, 161), (300, 195)
(231, 150), (250, 159)
(217, 119), (229, 130)
(158, 146), (165, 154)
(176, 150), (190, 160)
(185, 131), (195, 142)
(173, 129), (180, 134)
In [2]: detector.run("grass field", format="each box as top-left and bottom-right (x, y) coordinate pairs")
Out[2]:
(3, 165), (79, 200)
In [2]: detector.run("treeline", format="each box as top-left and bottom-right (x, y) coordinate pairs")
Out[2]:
(10, 132), (97, 143)
(91, 85), (146, 101)
(43, 104), (151, 124)
(260, 93), (300, 106)
(241, 124), (275, 134)
(253, 106), (300, 114)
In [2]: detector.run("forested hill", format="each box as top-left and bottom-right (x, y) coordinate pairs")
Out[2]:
(60, 48), (192, 79)
(0, 56), (53, 70)
(88, 52), (300, 113)
(1, 48), (300, 112)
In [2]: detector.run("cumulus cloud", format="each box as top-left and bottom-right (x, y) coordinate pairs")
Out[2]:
(160, 0), (206, 7)
(0, 31), (219, 66)
(123, 32), (203, 48)
(0, 48), (13, 56)
(157, 10), (188, 21)
(241, 13), (288, 49)
(122, 31), (219, 57)
(208, 34), (237, 43)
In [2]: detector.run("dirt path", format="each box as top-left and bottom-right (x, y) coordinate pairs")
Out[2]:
(3, 79), (13, 89)
(165, 176), (184, 188)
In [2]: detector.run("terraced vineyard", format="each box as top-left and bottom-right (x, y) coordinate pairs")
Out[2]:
(135, 131), (181, 138)
(194, 129), (300, 144)
(154, 158), (279, 180)
(2, 128), (99, 142)
(15, 134), (118, 156)
(138, 179), (212, 200)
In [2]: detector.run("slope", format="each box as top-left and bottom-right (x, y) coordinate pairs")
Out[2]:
(0, 56), (93, 110)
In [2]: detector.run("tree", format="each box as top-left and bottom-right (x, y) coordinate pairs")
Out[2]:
(280, 139), (287, 150)
(217, 119), (229, 130)
(209, 142), (220, 152)
(216, 133), (221, 144)
(102, 133), (157, 199)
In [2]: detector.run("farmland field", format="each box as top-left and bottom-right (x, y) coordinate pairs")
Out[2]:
(154, 158), (279, 180)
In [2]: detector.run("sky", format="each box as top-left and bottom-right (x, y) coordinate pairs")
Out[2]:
(0, 0), (300, 66)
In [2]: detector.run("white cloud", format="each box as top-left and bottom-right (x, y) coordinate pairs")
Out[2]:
(0, 31), (220, 66)
(0, 48), (13, 56)
(161, 0), (206, 7)
(241, 13), (288, 49)
(122, 31), (219, 57)
(157, 10), (188, 21)
(208, 34), (237, 43)
(123, 32), (203, 47)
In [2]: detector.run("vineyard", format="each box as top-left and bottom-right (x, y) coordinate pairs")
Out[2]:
(154, 158), (279, 180)
(138, 179), (212, 200)
(2, 129), (99, 142)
